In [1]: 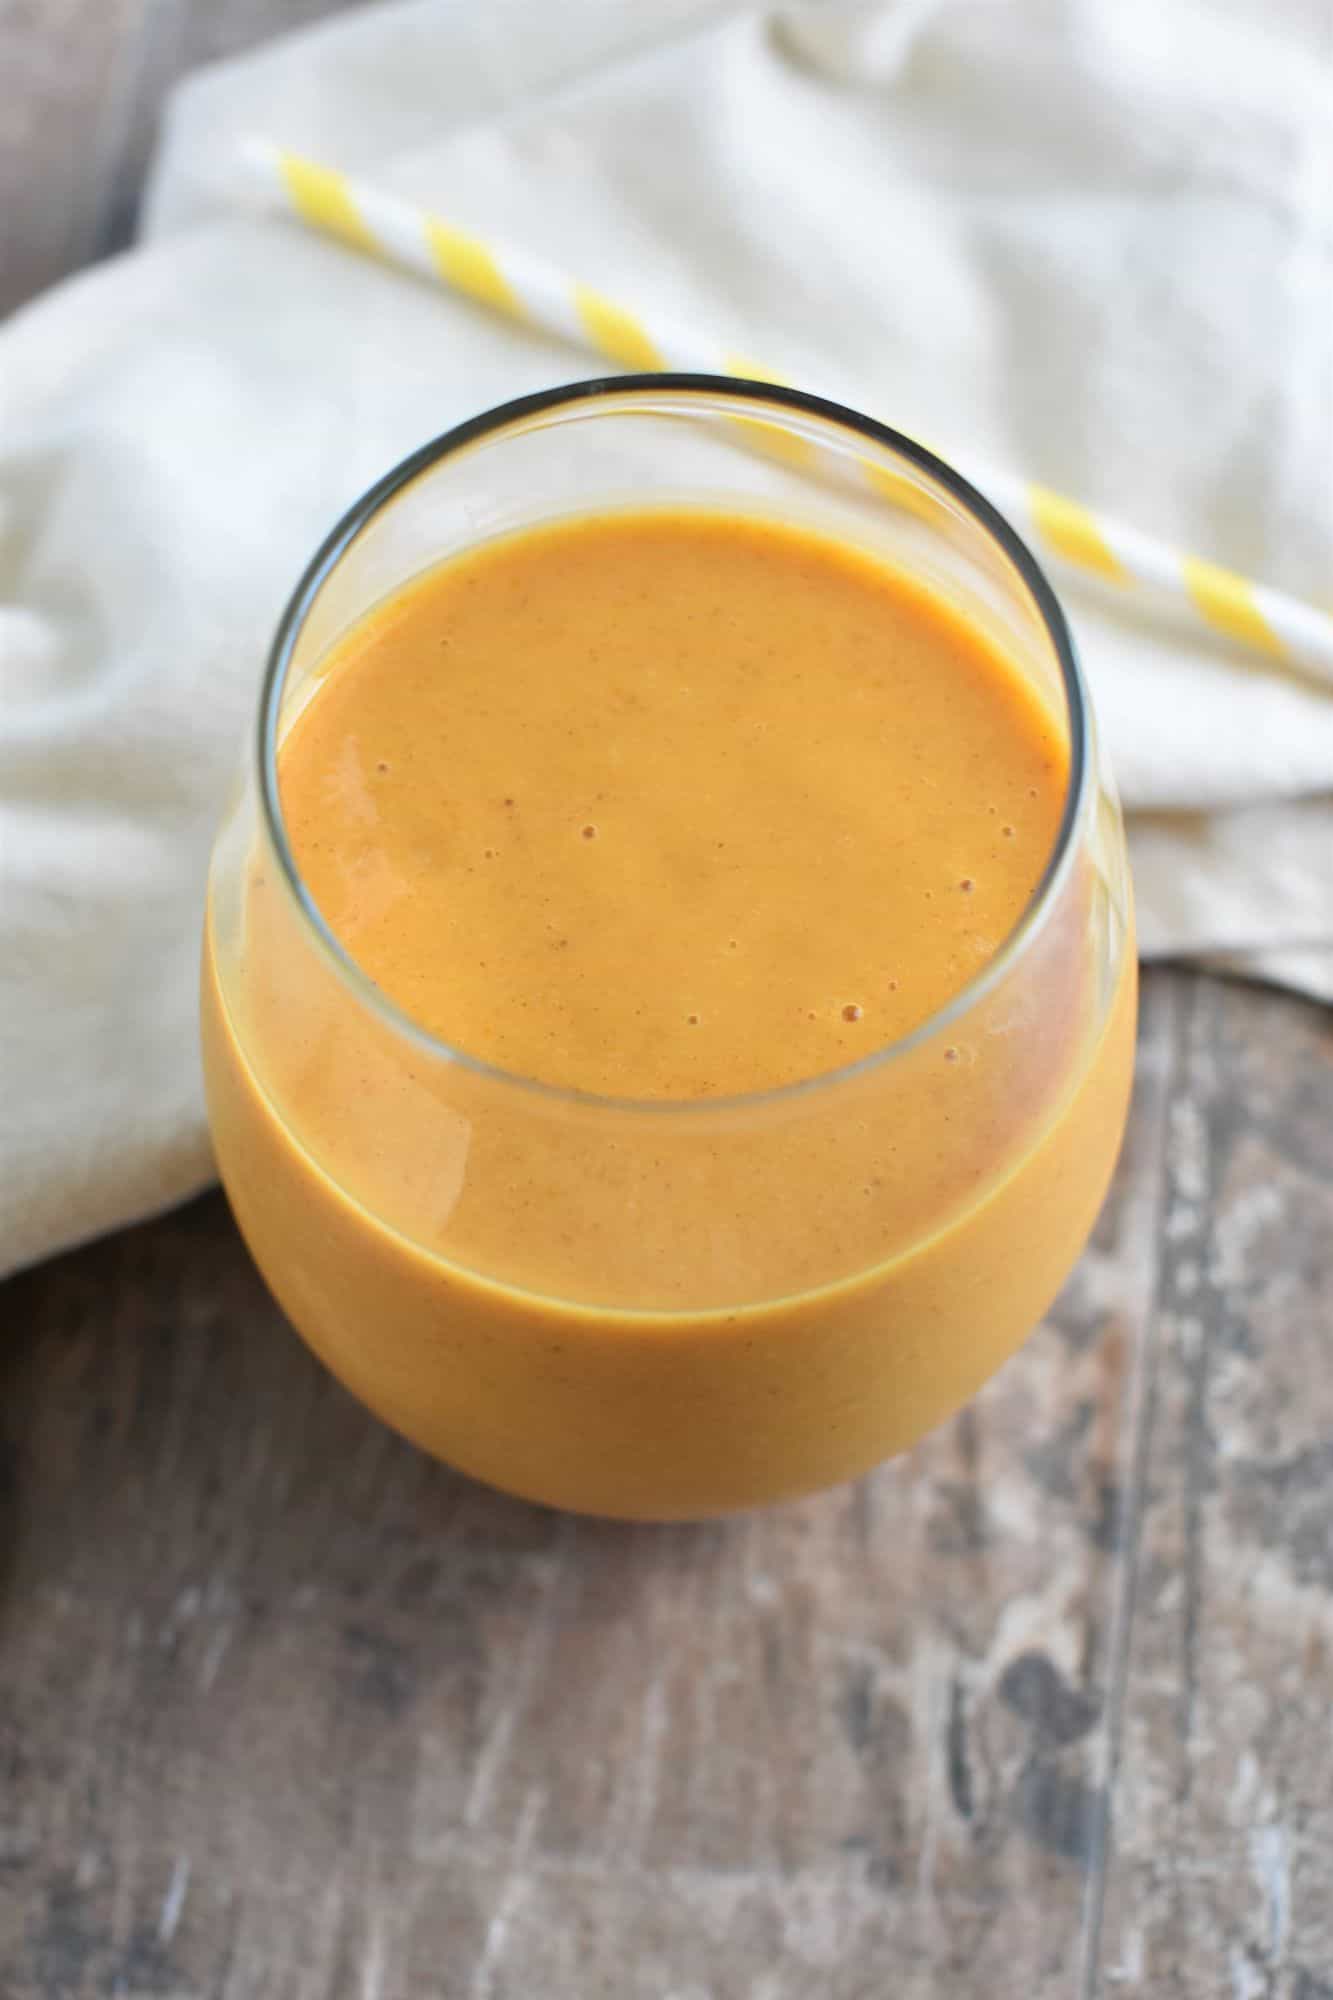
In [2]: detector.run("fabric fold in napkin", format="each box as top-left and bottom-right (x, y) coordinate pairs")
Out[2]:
(2, 0), (1330, 1277)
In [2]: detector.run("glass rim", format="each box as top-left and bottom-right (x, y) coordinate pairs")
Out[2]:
(257, 372), (1090, 1117)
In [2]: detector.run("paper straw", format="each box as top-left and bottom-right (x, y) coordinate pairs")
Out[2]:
(240, 141), (1333, 689)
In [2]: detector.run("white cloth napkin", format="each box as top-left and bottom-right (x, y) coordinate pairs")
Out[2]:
(2, 0), (1330, 1279)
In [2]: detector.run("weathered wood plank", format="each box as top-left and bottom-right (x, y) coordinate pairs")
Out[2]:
(0, 0), (150, 316)
(0, 983), (1176, 1998)
(3, 5), (1331, 1993)
(1097, 975), (1333, 1997)
(0, 0), (364, 318)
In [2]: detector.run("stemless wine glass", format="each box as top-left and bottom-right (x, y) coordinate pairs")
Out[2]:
(201, 376), (1135, 1520)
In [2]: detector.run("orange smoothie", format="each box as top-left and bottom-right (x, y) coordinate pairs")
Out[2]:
(203, 507), (1134, 1516)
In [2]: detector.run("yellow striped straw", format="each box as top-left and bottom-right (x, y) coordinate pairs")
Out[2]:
(246, 141), (1333, 690)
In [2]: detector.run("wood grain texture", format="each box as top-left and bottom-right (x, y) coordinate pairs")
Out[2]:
(1, 986), (1176, 1997)
(2, 1), (1332, 1992)
(1099, 976), (1333, 1999)
(0, 0), (365, 317)
(0, 0), (149, 315)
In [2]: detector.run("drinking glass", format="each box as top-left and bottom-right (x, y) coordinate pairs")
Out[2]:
(201, 376), (1135, 1518)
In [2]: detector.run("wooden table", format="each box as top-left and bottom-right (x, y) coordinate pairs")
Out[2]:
(3, 8), (1331, 1994)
